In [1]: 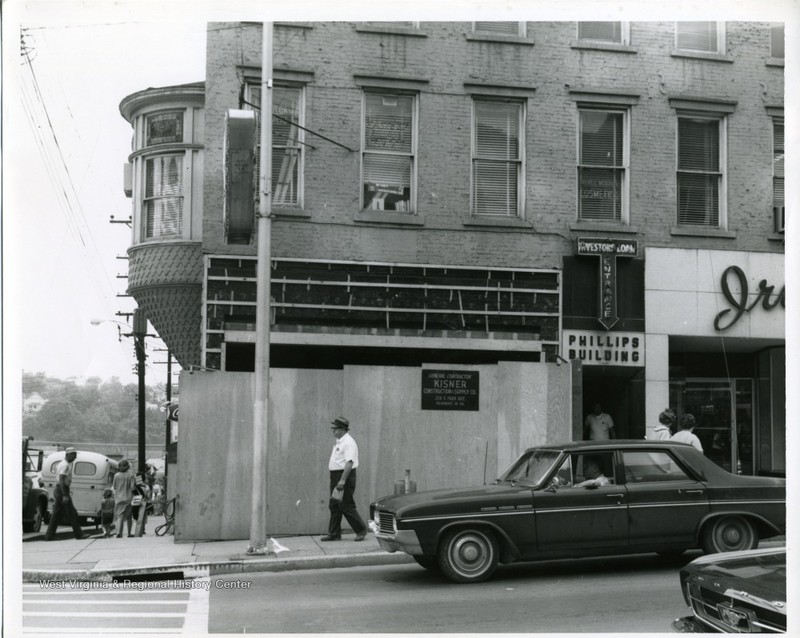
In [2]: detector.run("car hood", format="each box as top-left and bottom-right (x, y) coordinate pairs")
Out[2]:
(372, 482), (532, 517)
(683, 548), (786, 603)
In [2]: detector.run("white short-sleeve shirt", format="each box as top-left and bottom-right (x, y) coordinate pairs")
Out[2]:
(329, 432), (359, 470)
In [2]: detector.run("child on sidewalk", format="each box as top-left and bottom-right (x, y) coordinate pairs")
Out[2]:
(99, 489), (115, 537)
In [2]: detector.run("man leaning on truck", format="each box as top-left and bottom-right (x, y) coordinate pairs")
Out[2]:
(44, 448), (85, 541)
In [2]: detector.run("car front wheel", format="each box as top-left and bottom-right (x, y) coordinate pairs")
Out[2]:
(702, 516), (758, 553)
(438, 528), (498, 583)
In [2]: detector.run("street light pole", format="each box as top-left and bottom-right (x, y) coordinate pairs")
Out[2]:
(248, 21), (273, 554)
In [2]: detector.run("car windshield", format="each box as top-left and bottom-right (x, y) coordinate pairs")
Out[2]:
(499, 449), (562, 486)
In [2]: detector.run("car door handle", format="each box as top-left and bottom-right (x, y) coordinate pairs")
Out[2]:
(606, 493), (625, 499)
(679, 489), (704, 495)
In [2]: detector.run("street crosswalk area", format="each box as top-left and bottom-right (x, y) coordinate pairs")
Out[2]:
(21, 574), (209, 634)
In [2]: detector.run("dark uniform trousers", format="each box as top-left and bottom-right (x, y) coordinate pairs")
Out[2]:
(328, 469), (367, 537)
(45, 485), (82, 540)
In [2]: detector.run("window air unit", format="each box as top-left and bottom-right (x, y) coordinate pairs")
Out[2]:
(773, 206), (785, 233)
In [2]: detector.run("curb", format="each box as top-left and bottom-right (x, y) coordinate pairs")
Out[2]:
(22, 551), (414, 583)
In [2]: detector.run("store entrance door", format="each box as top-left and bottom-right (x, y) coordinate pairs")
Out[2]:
(682, 379), (754, 474)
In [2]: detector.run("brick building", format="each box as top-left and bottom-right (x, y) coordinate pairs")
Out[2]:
(119, 21), (785, 536)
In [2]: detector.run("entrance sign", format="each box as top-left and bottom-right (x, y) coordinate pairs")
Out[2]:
(576, 238), (638, 330)
(422, 370), (479, 411)
(562, 329), (644, 367)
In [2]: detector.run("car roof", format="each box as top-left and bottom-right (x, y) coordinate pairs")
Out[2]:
(525, 439), (691, 453)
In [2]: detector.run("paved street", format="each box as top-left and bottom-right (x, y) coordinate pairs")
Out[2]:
(22, 574), (210, 634)
(209, 552), (699, 633)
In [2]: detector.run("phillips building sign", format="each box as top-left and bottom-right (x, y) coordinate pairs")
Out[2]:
(562, 330), (645, 367)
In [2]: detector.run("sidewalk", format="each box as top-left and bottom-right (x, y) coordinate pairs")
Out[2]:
(22, 529), (413, 583)
(22, 529), (786, 584)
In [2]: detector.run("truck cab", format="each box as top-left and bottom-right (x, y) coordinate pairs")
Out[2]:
(41, 450), (118, 525)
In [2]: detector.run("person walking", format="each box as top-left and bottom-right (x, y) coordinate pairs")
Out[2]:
(650, 408), (676, 441)
(113, 459), (136, 538)
(671, 413), (704, 452)
(584, 403), (615, 440)
(320, 417), (368, 542)
(44, 447), (85, 541)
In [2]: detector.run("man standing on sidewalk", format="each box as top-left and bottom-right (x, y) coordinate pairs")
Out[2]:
(44, 448), (85, 540)
(320, 417), (367, 542)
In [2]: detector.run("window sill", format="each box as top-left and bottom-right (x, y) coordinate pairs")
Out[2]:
(355, 25), (427, 38)
(570, 40), (637, 54)
(670, 50), (733, 63)
(569, 221), (638, 234)
(463, 216), (532, 229)
(272, 208), (311, 219)
(354, 211), (424, 226)
(767, 232), (785, 242)
(766, 57), (785, 68)
(467, 34), (534, 46)
(670, 226), (736, 239)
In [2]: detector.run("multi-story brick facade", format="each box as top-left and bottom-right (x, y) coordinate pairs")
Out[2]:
(121, 21), (785, 491)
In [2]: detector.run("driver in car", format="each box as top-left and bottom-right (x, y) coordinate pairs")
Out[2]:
(574, 458), (610, 488)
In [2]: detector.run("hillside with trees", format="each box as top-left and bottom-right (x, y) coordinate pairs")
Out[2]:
(22, 372), (173, 445)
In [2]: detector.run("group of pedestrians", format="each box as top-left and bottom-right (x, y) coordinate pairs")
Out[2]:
(584, 402), (704, 451)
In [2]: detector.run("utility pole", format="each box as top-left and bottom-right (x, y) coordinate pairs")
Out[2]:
(248, 21), (273, 554)
(133, 308), (148, 474)
(164, 351), (172, 483)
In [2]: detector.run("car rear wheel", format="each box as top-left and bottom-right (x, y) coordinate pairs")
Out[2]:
(438, 528), (498, 583)
(413, 555), (440, 571)
(702, 516), (758, 554)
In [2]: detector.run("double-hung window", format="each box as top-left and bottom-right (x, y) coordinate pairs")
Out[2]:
(676, 115), (725, 227)
(675, 22), (724, 53)
(247, 83), (304, 207)
(472, 99), (524, 217)
(578, 22), (626, 44)
(578, 108), (627, 222)
(773, 118), (784, 232)
(362, 91), (416, 212)
(771, 24), (785, 59)
(144, 154), (183, 238)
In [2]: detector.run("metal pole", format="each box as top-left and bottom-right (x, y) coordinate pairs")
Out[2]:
(164, 352), (172, 484)
(135, 334), (146, 475)
(248, 21), (273, 553)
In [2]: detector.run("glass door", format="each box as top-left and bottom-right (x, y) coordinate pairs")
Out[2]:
(682, 379), (754, 474)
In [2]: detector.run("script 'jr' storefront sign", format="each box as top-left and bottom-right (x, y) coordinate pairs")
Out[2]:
(421, 370), (479, 411)
(562, 330), (645, 367)
(577, 237), (638, 330)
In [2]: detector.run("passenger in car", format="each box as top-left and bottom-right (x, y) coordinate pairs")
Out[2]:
(574, 458), (610, 488)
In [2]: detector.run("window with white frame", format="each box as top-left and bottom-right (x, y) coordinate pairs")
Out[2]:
(676, 115), (724, 227)
(144, 154), (183, 238)
(771, 24), (785, 58)
(362, 92), (416, 212)
(246, 83), (304, 207)
(773, 118), (784, 230)
(578, 108), (627, 222)
(578, 22), (625, 44)
(473, 22), (525, 37)
(472, 98), (524, 217)
(675, 22), (724, 53)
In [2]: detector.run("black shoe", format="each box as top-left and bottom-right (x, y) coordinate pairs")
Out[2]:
(354, 533), (367, 541)
(320, 535), (341, 541)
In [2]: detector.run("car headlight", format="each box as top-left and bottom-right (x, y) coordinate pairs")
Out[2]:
(373, 509), (380, 525)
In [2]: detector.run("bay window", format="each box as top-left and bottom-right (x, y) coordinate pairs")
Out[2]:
(362, 92), (416, 212)
(578, 108), (627, 222)
(472, 98), (524, 217)
(144, 154), (184, 238)
(676, 115), (725, 227)
(675, 22), (724, 53)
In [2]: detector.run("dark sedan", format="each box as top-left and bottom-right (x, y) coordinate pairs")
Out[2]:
(369, 440), (785, 583)
(672, 547), (786, 632)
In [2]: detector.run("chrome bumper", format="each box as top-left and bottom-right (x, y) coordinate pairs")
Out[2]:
(374, 529), (424, 556)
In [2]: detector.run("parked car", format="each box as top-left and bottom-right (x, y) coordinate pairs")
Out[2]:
(370, 440), (785, 583)
(41, 450), (118, 526)
(672, 547), (786, 633)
